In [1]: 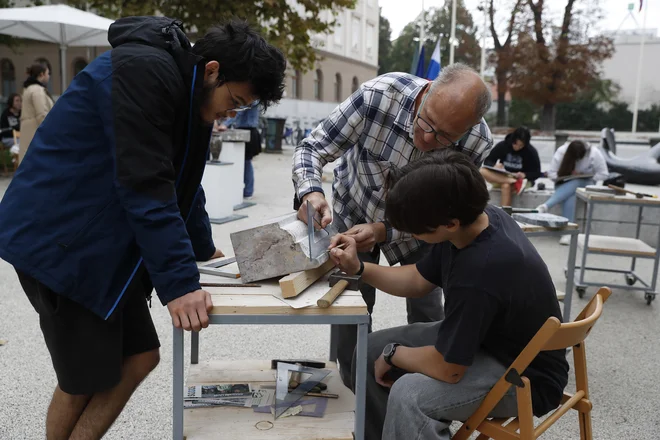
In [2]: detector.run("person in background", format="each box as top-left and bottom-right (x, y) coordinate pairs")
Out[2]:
(537, 140), (609, 244)
(20, 62), (54, 164)
(224, 104), (261, 199)
(480, 126), (542, 206)
(1, 93), (21, 148)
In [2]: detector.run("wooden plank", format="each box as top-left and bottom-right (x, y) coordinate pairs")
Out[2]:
(576, 188), (660, 205)
(577, 234), (657, 257)
(208, 292), (366, 316)
(517, 221), (578, 233)
(279, 259), (336, 298)
(184, 360), (354, 440)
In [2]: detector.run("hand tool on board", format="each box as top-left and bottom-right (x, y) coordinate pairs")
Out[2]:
(317, 270), (362, 308)
(608, 184), (659, 199)
(306, 201), (339, 262)
(198, 256), (240, 278)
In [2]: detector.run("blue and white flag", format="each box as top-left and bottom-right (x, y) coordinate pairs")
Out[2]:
(425, 40), (442, 80)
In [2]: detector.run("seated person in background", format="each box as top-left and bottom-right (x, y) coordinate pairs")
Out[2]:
(480, 126), (542, 206)
(0, 93), (21, 148)
(537, 140), (608, 244)
(328, 149), (569, 440)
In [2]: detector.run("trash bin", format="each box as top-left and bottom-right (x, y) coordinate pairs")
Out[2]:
(264, 117), (286, 153)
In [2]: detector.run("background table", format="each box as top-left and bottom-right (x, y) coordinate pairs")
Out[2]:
(173, 269), (369, 440)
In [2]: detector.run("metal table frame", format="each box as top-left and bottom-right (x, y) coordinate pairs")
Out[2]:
(523, 227), (579, 321)
(574, 192), (660, 304)
(173, 313), (370, 440)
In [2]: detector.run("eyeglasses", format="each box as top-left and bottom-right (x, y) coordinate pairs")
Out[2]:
(225, 82), (255, 113)
(414, 88), (466, 148)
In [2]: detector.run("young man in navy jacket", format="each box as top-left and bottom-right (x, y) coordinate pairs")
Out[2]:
(0, 17), (285, 439)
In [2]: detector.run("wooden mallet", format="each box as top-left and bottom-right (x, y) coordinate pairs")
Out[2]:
(317, 271), (362, 308)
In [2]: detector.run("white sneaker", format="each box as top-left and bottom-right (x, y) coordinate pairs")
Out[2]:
(536, 204), (548, 213)
(559, 235), (570, 246)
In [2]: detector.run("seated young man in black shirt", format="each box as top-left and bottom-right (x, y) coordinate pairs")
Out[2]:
(328, 149), (569, 440)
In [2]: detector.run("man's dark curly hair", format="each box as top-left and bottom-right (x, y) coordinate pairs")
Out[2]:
(192, 19), (286, 110)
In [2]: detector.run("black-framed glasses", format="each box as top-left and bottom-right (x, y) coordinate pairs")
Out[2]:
(225, 82), (255, 113)
(414, 89), (467, 148)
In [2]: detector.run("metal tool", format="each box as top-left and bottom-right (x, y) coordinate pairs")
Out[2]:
(198, 257), (239, 278)
(318, 242), (346, 257)
(512, 212), (569, 228)
(275, 362), (330, 420)
(306, 201), (339, 262)
(608, 184), (659, 199)
(199, 282), (260, 288)
(317, 270), (362, 308)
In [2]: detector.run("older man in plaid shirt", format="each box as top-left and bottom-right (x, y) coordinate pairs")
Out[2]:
(292, 63), (493, 386)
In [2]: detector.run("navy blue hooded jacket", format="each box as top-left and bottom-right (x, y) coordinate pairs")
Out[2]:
(0, 17), (217, 319)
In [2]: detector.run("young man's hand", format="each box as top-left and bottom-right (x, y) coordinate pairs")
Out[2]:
(343, 223), (386, 252)
(167, 289), (213, 332)
(328, 235), (361, 275)
(374, 354), (394, 388)
(298, 193), (332, 229)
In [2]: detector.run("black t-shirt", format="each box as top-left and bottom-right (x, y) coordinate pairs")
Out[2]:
(416, 205), (569, 417)
(483, 139), (542, 182)
(0, 108), (20, 140)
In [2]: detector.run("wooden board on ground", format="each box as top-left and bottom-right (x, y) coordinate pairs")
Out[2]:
(184, 360), (355, 440)
(279, 259), (336, 298)
(203, 273), (367, 316)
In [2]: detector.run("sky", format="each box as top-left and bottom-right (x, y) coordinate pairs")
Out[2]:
(380, 0), (660, 42)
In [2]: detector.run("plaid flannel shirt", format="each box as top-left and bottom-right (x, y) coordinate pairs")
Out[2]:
(292, 73), (493, 265)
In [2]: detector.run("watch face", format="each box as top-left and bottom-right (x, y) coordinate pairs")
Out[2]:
(383, 343), (394, 357)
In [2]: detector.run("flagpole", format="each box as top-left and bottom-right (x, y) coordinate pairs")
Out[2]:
(631, 0), (647, 133)
(480, 0), (487, 77)
(420, 0), (425, 52)
(449, 0), (457, 64)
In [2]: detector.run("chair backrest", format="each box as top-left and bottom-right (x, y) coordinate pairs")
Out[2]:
(543, 287), (612, 351)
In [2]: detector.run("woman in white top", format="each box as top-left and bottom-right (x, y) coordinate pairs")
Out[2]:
(537, 140), (608, 224)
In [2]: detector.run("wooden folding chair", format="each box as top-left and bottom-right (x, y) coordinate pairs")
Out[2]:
(452, 287), (612, 440)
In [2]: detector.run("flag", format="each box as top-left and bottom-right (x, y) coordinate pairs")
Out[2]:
(415, 46), (426, 78)
(409, 46), (420, 75)
(425, 40), (442, 80)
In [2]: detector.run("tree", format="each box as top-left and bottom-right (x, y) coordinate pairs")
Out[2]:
(386, 0), (481, 76)
(378, 7), (393, 75)
(509, 0), (614, 131)
(487, 0), (524, 126)
(60, 0), (356, 72)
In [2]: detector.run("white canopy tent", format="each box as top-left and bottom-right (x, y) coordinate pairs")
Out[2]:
(0, 4), (114, 94)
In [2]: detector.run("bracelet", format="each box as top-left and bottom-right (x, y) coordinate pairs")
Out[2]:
(355, 260), (365, 276)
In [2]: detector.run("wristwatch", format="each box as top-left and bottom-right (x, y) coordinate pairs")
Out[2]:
(382, 343), (400, 367)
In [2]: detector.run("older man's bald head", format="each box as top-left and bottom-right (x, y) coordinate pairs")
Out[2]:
(428, 63), (492, 126)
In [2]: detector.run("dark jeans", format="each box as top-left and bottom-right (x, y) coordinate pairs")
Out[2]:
(244, 159), (254, 197)
(332, 215), (444, 387)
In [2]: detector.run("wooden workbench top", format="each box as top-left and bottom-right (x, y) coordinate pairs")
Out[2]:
(516, 221), (579, 233)
(576, 188), (660, 205)
(199, 263), (368, 317)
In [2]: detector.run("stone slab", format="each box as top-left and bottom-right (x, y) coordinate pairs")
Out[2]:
(229, 212), (330, 283)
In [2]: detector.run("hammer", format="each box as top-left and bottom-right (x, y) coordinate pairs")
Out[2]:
(317, 270), (362, 308)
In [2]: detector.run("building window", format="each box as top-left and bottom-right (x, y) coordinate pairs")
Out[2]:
(351, 16), (361, 52)
(366, 23), (375, 55)
(1, 59), (16, 97)
(334, 14), (343, 46)
(352, 76), (359, 93)
(292, 70), (302, 99)
(334, 73), (342, 102)
(314, 69), (323, 101)
(72, 58), (88, 76)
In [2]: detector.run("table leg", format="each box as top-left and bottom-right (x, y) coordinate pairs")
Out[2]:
(329, 324), (339, 362)
(191, 331), (199, 365)
(354, 323), (368, 440)
(173, 326), (184, 440)
(579, 202), (595, 286)
(564, 232), (578, 321)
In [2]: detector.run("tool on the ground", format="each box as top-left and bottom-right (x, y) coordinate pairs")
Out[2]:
(317, 270), (362, 308)
(199, 282), (261, 288)
(198, 256), (240, 278)
(271, 359), (326, 369)
(608, 184), (658, 199)
(306, 201), (339, 261)
(275, 362), (330, 420)
(512, 212), (569, 228)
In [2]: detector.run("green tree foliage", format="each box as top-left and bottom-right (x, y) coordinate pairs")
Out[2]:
(384, 0), (481, 75)
(378, 7), (392, 75)
(35, 0), (356, 72)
